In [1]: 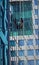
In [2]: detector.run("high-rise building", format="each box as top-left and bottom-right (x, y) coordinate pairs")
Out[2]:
(0, 0), (9, 65)
(9, 0), (39, 65)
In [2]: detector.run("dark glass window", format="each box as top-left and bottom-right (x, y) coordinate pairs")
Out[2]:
(18, 40), (24, 46)
(11, 50), (16, 57)
(10, 1), (33, 36)
(35, 9), (38, 15)
(10, 40), (16, 46)
(11, 61), (16, 65)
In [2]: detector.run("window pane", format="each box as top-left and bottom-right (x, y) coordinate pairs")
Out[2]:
(27, 49), (34, 56)
(27, 60), (34, 65)
(35, 19), (39, 25)
(35, 29), (39, 35)
(18, 40), (24, 46)
(35, 39), (39, 45)
(18, 50), (24, 56)
(34, 0), (38, 5)
(35, 9), (38, 15)
(36, 49), (39, 55)
(11, 61), (16, 65)
(18, 60), (24, 65)
(27, 39), (33, 45)
(11, 51), (16, 57)
(36, 60), (39, 65)
(10, 40), (16, 46)
(10, 1), (33, 36)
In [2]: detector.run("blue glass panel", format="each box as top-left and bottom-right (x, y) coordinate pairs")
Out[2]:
(35, 29), (39, 35)
(11, 51), (16, 57)
(11, 61), (16, 65)
(36, 60), (39, 65)
(27, 49), (34, 56)
(28, 60), (34, 65)
(18, 40), (24, 46)
(18, 60), (24, 65)
(18, 50), (24, 56)
(36, 39), (39, 45)
(10, 40), (16, 46)
(34, 0), (38, 5)
(27, 39), (33, 45)
(36, 49), (39, 55)
(35, 9), (38, 15)
(35, 19), (39, 25)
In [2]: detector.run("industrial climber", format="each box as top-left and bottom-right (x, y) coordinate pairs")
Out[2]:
(20, 18), (23, 29)
(14, 18), (23, 29)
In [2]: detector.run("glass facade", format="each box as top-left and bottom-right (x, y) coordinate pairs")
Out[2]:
(9, 0), (39, 65)
(9, 1), (33, 36)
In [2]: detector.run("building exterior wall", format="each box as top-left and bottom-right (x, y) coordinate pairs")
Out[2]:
(9, 0), (39, 65)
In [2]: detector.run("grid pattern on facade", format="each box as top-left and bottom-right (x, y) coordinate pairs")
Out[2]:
(9, 0), (39, 65)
